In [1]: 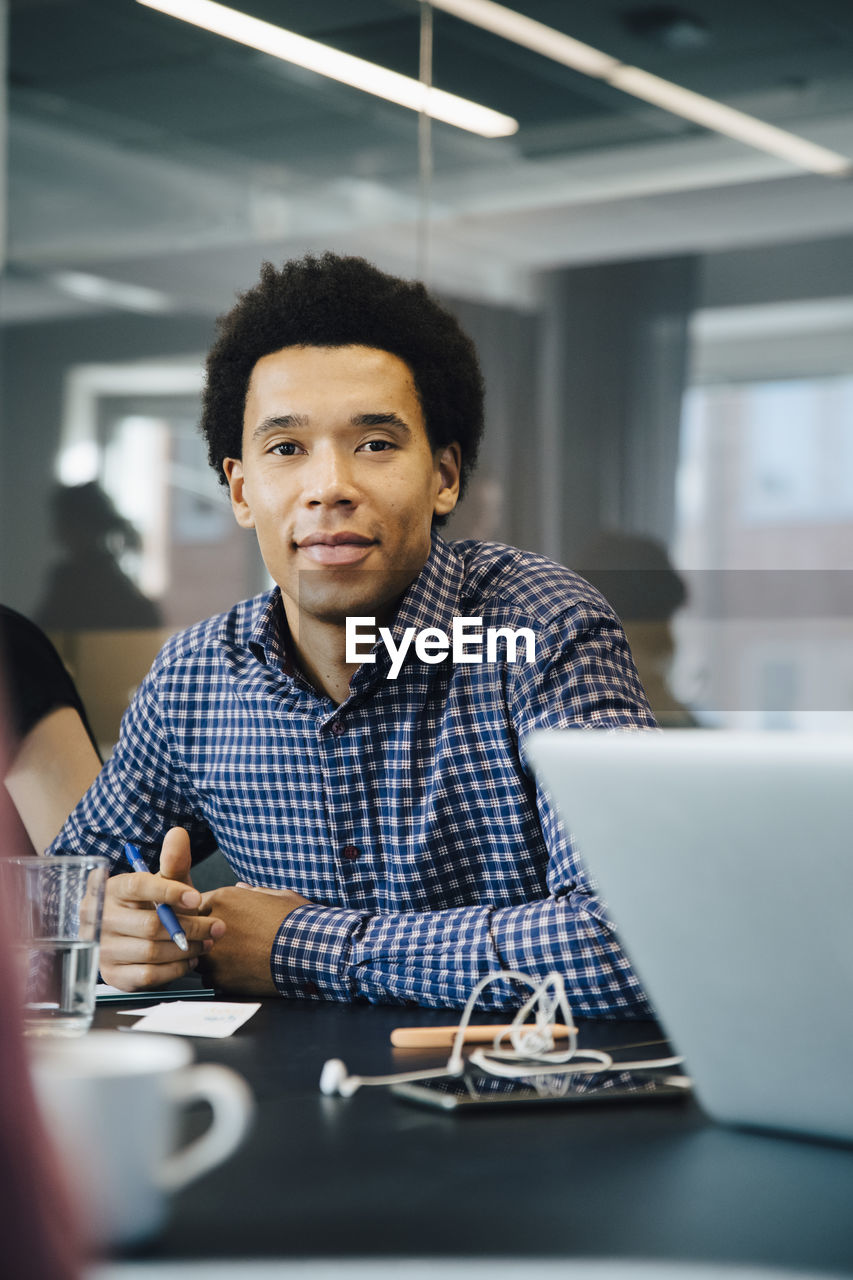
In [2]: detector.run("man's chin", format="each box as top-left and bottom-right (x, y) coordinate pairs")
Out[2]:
(291, 566), (422, 626)
(284, 568), (407, 622)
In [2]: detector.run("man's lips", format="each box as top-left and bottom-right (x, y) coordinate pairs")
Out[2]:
(295, 533), (377, 566)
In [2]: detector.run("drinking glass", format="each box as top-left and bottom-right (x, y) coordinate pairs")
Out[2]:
(6, 856), (108, 1036)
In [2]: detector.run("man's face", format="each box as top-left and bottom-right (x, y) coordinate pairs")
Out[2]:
(223, 344), (460, 630)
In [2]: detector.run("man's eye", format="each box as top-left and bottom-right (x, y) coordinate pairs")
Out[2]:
(270, 441), (301, 456)
(360, 439), (395, 453)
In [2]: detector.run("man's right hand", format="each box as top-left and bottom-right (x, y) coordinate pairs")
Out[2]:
(99, 827), (226, 991)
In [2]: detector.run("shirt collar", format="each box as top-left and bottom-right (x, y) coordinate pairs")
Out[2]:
(246, 590), (293, 673)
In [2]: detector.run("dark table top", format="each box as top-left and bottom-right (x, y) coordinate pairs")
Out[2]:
(95, 998), (853, 1273)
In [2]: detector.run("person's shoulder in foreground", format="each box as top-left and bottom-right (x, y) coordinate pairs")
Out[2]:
(50, 250), (654, 1016)
(0, 605), (102, 851)
(0, 604), (97, 746)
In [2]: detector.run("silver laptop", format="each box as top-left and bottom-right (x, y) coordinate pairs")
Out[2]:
(525, 729), (853, 1144)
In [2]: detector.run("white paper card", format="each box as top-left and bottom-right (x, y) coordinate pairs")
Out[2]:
(125, 1001), (260, 1038)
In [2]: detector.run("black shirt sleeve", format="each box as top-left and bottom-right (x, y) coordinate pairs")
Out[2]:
(0, 606), (101, 758)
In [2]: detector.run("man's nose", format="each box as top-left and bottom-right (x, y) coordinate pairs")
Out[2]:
(303, 445), (359, 506)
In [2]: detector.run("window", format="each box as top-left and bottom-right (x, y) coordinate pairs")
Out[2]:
(671, 303), (853, 730)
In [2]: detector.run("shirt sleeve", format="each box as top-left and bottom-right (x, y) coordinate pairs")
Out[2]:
(47, 659), (216, 871)
(270, 598), (657, 1015)
(0, 606), (100, 755)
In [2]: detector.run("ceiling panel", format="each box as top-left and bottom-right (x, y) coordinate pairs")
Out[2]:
(5, 0), (853, 316)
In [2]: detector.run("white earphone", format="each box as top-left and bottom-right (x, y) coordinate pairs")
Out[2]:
(319, 970), (680, 1098)
(319, 1056), (463, 1098)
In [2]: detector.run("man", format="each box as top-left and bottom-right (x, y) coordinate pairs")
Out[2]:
(51, 253), (656, 1013)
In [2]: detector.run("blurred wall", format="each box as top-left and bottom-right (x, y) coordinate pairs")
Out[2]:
(0, 312), (213, 612)
(4, 231), (853, 619)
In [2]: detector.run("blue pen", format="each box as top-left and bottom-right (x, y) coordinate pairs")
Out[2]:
(124, 842), (189, 953)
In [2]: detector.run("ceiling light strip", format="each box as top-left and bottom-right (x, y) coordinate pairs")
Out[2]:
(428, 0), (619, 78)
(51, 271), (173, 313)
(608, 67), (848, 177)
(136, 0), (518, 138)
(428, 0), (852, 176)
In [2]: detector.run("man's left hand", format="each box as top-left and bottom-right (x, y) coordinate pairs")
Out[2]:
(198, 884), (312, 995)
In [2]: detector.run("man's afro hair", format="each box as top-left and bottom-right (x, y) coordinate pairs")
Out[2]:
(200, 252), (485, 504)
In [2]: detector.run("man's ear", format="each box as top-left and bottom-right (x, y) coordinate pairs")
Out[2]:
(222, 457), (255, 529)
(434, 442), (461, 518)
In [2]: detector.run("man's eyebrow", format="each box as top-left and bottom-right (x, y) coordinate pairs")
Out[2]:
(251, 412), (412, 441)
(251, 414), (309, 441)
(352, 412), (412, 436)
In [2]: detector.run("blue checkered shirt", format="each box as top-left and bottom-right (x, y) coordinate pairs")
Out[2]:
(52, 536), (656, 1014)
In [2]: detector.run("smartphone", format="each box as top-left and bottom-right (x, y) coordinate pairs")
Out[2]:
(391, 1068), (692, 1112)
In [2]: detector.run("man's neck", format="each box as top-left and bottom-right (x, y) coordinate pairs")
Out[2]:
(292, 616), (356, 704)
(280, 601), (391, 705)
(275, 544), (437, 703)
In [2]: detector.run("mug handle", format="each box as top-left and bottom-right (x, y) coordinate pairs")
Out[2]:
(159, 1064), (254, 1192)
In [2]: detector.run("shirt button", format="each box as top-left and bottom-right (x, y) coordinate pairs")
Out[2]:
(341, 845), (361, 861)
(330, 718), (346, 736)
(304, 981), (319, 997)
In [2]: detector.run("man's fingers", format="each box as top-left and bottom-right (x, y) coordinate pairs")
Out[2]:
(103, 931), (211, 965)
(105, 900), (225, 943)
(159, 826), (195, 888)
(100, 857), (226, 993)
(115, 870), (202, 912)
(99, 959), (199, 992)
(99, 903), (225, 990)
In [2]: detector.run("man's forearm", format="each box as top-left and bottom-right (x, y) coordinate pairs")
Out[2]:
(270, 896), (651, 1014)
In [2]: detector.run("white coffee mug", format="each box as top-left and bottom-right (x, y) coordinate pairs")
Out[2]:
(30, 1030), (254, 1247)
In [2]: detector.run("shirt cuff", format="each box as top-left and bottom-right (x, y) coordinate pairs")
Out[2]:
(270, 904), (366, 1000)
